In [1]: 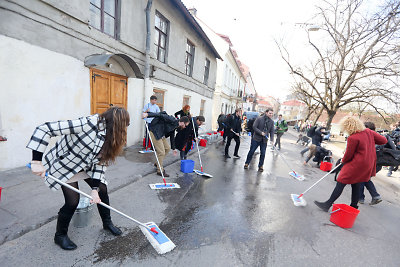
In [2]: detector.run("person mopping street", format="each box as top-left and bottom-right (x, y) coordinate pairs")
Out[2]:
(142, 95), (160, 151)
(274, 114), (288, 150)
(175, 115), (205, 160)
(142, 111), (190, 176)
(314, 116), (387, 212)
(244, 108), (275, 172)
(224, 108), (242, 158)
(27, 107), (130, 250)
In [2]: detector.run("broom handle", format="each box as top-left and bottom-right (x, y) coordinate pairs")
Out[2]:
(144, 121), (167, 185)
(26, 164), (154, 232)
(298, 163), (343, 198)
(192, 117), (203, 172)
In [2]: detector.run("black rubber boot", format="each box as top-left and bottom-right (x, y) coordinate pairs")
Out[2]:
(54, 212), (77, 250)
(314, 201), (331, 212)
(97, 195), (122, 236)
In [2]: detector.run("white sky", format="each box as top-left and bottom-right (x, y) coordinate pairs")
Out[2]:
(182, 0), (321, 102)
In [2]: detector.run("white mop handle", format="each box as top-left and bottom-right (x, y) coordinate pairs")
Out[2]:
(301, 163), (342, 195)
(274, 147), (296, 173)
(34, 170), (152, 231)
(144, 121), (165, 178)
(191, 117), (203, 168)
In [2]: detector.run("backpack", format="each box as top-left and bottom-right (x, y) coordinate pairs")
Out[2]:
(307, 126), (317, 137)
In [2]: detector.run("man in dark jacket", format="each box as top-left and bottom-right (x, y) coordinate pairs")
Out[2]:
(142, 111), (189, 176)
(175, 115), (205, 160)
(244, 108), (275, 172)
(300, 126), (328, 156)
(225, 109), (242, 158)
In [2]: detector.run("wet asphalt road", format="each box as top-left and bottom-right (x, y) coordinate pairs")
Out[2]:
(99, 133), (400, 266)
(2, 133), (400, 266)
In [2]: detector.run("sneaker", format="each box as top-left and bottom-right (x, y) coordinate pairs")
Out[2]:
(387, 172), (392, 177)
(359, 199), (365, 204)
(244, 164), (249, 169)
(369, 198), (382, 205)
(258, 166), (264, 172)
(314, 201), (331, 212)
(225, 154), (231, 158)
(300, 151), (305, 157)
(233, 155), (241, 159)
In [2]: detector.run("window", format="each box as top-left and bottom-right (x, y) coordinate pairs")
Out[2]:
(185, 40), (195, 76)
(203, 58), (210, 85)
(154, 12), (169, 63)
(90, 0), (118, 38)
(183, 95), (190, 107)
(153, 89), (165, 111)
(200, 100), (206, 116)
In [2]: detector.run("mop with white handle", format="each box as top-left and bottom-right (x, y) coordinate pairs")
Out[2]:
(144, 121), (180, 189)
(272, 145), (305, 181)
(192, 117), (213, 178)
(26, 164), (175, 254)
(291, 163), (342, 206)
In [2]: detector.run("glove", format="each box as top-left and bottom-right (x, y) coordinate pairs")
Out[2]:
(31, 161), (46, 178)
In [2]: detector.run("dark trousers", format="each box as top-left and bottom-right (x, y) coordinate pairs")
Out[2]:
(359, 180), (380, 200)
(180, 149), (189, 160)
(274, 132), (284, 149)
(325, 181), (361, 209)
(245, 139), (267, 167)
(223, 128), (228, 141)
(225, 134), (240, 156)
(59, 178), (112, 226)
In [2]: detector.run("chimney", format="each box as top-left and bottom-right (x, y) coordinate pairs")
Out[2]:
(188, 7), (197, 16)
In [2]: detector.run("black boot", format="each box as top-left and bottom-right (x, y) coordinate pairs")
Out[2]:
(314, 201), (331, 212)
(54, 212), (77, 250)
(97, 200), (122, 236)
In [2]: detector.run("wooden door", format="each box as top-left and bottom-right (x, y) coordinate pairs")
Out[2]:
(90, 69), (127, 114)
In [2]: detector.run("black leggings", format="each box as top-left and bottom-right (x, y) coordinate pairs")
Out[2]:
(326, 181), (361, 209)
(59, 178), (109, 217)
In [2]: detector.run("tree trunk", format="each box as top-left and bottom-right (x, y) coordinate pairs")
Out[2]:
(326, 110), (337, 130)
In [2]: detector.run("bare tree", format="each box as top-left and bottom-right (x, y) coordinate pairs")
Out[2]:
(291, 82), (322, 124)
(278, 0), (400, 128)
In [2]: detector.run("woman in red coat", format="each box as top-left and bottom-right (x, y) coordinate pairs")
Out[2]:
(314, 116), (387, 212)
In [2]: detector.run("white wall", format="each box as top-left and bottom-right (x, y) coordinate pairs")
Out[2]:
(0, 35), (90, 170)
(152, 81), (212, 133)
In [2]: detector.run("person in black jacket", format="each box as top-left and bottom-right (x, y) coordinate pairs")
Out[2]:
(300, 126), (328, 156)
(244, 108), (275, 172)
(175, 116), (205, 160)
(225, 109), (242, 158)
(142, 111), (189, 177)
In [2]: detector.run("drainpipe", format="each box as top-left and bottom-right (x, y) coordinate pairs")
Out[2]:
(142, 0), (153, 134)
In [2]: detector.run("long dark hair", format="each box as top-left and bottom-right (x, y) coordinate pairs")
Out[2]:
(98, 107), (130, 165)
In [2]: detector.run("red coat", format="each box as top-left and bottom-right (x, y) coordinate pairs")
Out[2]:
(337, 128), (387, 184)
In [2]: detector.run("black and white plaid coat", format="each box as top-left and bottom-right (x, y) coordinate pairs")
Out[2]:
(26, 114), (108, 191)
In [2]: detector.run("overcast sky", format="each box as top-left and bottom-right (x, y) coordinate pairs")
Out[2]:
(181, 0), (324, 102)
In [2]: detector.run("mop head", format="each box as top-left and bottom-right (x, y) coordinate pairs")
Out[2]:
(149, 183), (181, 190)
(291, 194), (307, 206)
(193, 169), (213, 178)
(139, 222), (176, 254)
(289, 171), (305, 181)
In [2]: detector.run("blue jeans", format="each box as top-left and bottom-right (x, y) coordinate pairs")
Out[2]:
(359, 180), (380, 200)
(245, 139), (267, 167)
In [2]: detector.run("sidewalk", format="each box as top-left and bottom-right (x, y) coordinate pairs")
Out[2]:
(0, 140), (211, 246)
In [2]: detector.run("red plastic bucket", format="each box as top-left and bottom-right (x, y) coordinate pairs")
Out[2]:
(330, 204), (360, 228)
(0, 187), (2, 202)
(199, 139), (207, 147)
(320, 161), (332, 172)
(220, 131), (224, 136)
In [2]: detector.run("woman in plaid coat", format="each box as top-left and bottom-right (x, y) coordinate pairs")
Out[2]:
(27, 107), (130, 250)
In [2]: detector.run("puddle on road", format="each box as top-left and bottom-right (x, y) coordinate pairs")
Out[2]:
(93, 227), (157, 264)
